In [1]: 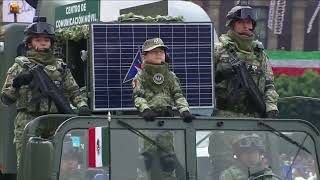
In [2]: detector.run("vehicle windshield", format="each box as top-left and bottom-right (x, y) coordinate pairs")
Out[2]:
(58, 126), (318, 180)
(197, 130), (318, 180)
(59, 129), (110, 180)
(59, 128), (186, 180)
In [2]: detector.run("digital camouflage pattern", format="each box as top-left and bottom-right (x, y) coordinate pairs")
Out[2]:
(137, 130), (177, 180)
(219, 161), (275, 180)
(133, 63), (189, 113)
(207, 131), (239, 179)
(142, 38), (167, 52)
(133, 50), (188, 180)
(1, 49), (88, 167)
(214, 30), (279, 116)
(13, 112), (37, 169)
(133, 64), (186, 179)
(219, 134), (273, 180)
(209, 30), (279, 179)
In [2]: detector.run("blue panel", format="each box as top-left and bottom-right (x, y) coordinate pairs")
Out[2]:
(91, 23), (213, 111)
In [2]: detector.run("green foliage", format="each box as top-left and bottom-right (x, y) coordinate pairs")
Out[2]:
(55, 24), (90, 42)
(274, 70), (320, 98)
(275, 70), (320, 127)
(118, 12), (185, 23)
(54, 13), (184, 43)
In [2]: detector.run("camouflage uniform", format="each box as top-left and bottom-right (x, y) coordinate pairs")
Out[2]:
(136, 131), (178, 180)
(209, 5), (279, 179)
(133, 63), (189, 114)
(1, 50), (87, 168)
(0, 18), (88, 168)
(219, 161), (275, 180)
(214, 30), (278, 117)
(133, 38), (191, 180)
(219, 134), (276, 180)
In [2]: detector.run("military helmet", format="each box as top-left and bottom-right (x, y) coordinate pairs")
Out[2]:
(232, 134), (264, 155)
(142, 37), (168, 52)
(24, 16), (55, 45)
(226, 5), (257, 29)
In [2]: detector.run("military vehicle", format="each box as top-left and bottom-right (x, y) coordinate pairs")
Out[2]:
(0, 1), (320, 180)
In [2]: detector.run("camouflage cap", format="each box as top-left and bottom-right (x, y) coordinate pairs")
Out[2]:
(142, 38), (168, 52)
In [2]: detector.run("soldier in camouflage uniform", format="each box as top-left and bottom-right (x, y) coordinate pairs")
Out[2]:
(219, 134), (279, 180)
(133, 38), (195, 180)
(208, 4), (279, 179)
(0, 17), (91, 169)
(133, 37), (195, 122)
(214, 5), (278, 117)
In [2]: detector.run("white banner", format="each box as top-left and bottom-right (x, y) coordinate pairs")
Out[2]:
(2, 0), (35, 22)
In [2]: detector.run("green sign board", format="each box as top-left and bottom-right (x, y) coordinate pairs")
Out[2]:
(55, 1), (100, 29)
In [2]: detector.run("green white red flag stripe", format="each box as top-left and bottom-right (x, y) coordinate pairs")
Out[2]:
(270, 59), (320, 68)
(270, 59), (320, 75)
(88, 127), (109, 167)
(267, 51), (320, 76)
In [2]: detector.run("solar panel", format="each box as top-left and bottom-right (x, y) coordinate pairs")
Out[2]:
(91, 23), (213, 111)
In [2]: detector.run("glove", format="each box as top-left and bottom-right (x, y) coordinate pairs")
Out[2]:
(215, 67), (234, 83)
(12, 73), (33, 88)
(78, 106), (91, 116)
(266, 110), (278, 118)
(181, 111), (195, 123)
(142, 109), (157, 121)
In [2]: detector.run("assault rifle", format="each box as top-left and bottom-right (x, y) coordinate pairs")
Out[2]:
(24, 63), (75, 114)
(226, 45), (266, 117)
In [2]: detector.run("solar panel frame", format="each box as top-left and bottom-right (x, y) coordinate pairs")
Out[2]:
(90, 23), (214, 111)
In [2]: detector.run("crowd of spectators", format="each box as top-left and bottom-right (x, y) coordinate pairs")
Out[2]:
(280, 154), (317, 180)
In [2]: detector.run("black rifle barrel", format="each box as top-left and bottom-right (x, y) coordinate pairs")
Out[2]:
(26, 64), (75, 114)
(227, 45), (266, 117)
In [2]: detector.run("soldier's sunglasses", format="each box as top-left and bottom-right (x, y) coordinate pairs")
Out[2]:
(236, 8), (257, 20)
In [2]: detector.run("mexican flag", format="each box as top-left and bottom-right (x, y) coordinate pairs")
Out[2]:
(267, 51), (320, 76)
(88, 127), (109, 168)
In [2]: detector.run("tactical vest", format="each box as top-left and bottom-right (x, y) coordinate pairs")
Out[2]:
(14, 56), (67, 113)
(139, 63), (176, 111)
(215, 34), (267, 114)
